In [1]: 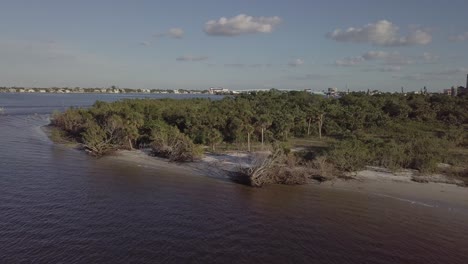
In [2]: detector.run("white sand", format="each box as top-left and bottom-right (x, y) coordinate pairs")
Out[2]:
(107, 150), (468, 206)
(319, 167), (468, 207)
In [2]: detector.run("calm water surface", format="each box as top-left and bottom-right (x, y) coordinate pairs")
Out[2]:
(1, 93), (467, 263)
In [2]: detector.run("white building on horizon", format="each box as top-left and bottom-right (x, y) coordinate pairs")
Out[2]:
(209, 87), (229, 94)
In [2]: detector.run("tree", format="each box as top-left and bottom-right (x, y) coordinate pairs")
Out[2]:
(316, 112), (325, 139)
(206, 128), (223, 152)
(307, 115), (313, 136)
(82, 121), (114, 156)
(245, 124), (254, 152)
(275, 113), (294, 141)
(255, 115), (272, 149)
(121, 111), (144, 149)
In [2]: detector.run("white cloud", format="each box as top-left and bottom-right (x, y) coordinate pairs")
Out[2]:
(449, 32), (468, 42)
(406, 29), (432, 45)
(153, 27), (185, 39)
(288, 58), (304, 67)
(326, 20), (432, 46)
(334, 56), (365, 66)
(168, 28), (184, 39)
(176, 55), (209, 62)
(204, 14), (281, 36)
(362, 50), (396, 60)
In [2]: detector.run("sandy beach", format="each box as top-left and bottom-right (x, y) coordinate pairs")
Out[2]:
(106, 150), (468, 208)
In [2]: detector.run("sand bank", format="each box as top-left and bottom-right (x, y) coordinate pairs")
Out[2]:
(107, 150), (468, 207)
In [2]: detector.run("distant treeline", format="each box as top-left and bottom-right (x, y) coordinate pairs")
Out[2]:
(51, 90), (468, 173)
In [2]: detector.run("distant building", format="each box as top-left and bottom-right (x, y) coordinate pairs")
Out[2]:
(451, 86), (458, 97)
(443, 85), (468, 97)
(327, 87), (338, 96)
(458, 86), (468, 96)
(209, 87), (229, 94)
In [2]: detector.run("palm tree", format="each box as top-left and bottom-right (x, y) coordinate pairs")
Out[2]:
(255, 115), (272, 149)
(245, 124), (254, 152)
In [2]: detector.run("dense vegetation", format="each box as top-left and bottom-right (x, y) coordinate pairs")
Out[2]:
(51, 90), (468, 182)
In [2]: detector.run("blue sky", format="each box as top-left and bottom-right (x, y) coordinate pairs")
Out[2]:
(1, 0), (467, 91)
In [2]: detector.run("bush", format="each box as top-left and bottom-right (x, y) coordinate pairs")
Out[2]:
(81, 121), (115, 156)
(406, 136), (448, 173)
(150, 122), (202, 162)
(327, 139), (371, 172)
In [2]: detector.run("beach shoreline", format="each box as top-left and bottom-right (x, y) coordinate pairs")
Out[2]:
(107, 149), (468, 207)
(42, 124), (468, 206)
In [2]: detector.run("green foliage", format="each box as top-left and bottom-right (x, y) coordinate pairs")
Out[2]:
(81, 120), (114, 156)
(50, 91), (467, 170)
(150, 121), (202, 162)
(405, 136), (448, 172)
(328, 138), (371, 172)
(326, 134), (450, 173)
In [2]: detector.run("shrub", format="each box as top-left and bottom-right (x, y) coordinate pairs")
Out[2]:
(150, 122), (202, 162)
(327, 139), (371, 172)
(81, 121), (115, 156)
(406, 136), (448, 173)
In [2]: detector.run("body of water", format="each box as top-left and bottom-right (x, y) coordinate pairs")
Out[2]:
(1, 93), (467, 263)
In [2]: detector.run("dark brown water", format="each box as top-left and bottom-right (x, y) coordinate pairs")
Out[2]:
(1, 93), (468, 263)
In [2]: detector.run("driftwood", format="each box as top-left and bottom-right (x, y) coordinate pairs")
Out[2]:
(242, 147), (285, 187)
(238, 148), (338, 187)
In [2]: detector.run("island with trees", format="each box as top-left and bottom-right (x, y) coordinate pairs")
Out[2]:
(49, 90), (468, 187)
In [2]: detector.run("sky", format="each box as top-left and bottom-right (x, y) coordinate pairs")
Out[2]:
(0, 0), (467, 92)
